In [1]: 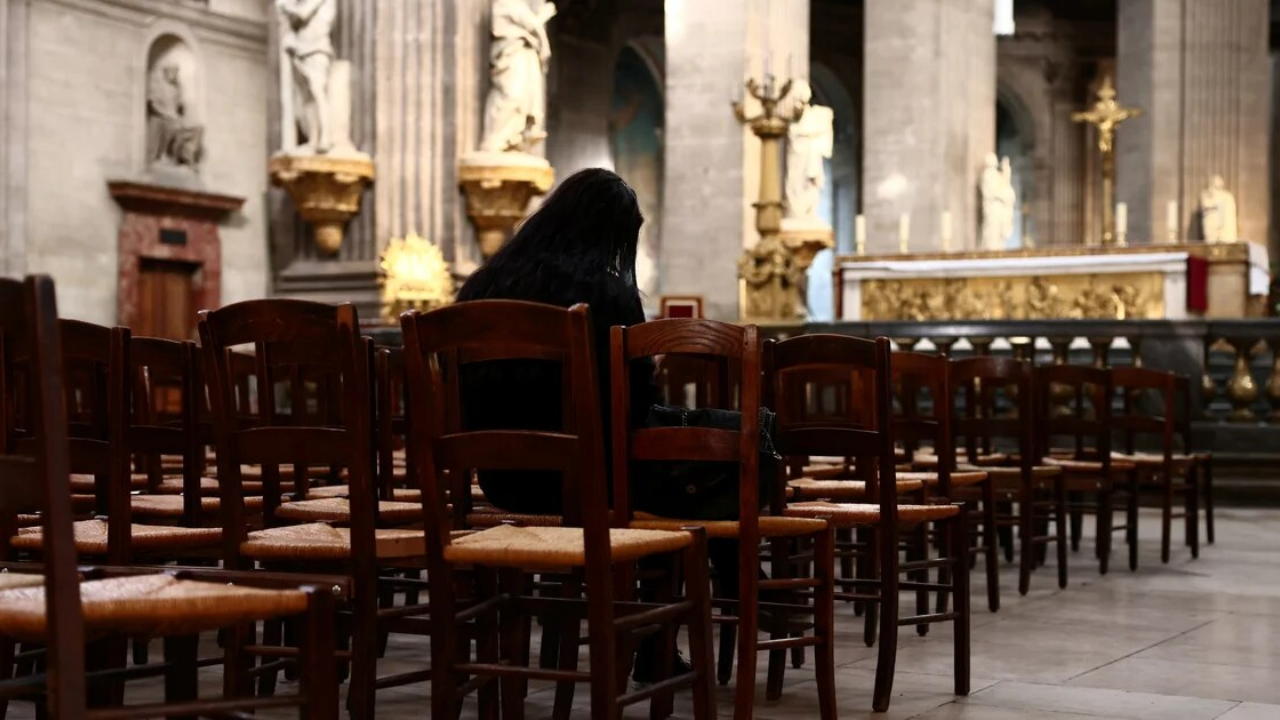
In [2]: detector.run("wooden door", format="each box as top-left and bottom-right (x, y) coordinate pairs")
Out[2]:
(137, 258), (197, 341)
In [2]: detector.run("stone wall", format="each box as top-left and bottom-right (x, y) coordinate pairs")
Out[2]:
(3, 0), (270, 324)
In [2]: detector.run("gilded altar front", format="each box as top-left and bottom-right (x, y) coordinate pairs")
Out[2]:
(837, 242), (1271, 322)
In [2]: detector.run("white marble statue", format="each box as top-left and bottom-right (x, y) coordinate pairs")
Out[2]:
(1200, 174), (1239, 243)
(146, 64), (204, 170)
(784, 80), (834, 224)
(980, 153), (1016, 250)
(479, 0), (557, 154)
(278, 0), (337, 154)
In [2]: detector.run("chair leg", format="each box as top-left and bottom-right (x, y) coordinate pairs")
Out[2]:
(765, 538), (788, 701)
(1018, 482), (1035, 596)
(951, 509), (971, 698)
(1128, 473), (1140, 572)
(474, 568), (501, 720)
(257, 618), (284, 696)
(911, 521), (929, 636)
(499, 570), (530, 720)
(1161, 470), (1174, 564)
(1068, 490), (1083, 552)
(1055, 477), (1069, 589)
(1187, 469), (1201, 560)
(222, 623), (255, 701)
(732, 544), (761, 720)
(429, 567), (461, 720)
(871, 522), (900, 713)
(347, 570), (380, 720)
(585, 566), (621, 720)
(982, 480), (1000, 612)
(684, 531), (718, 720)
(301, 588), (339, 720)
(163, 635), (199, 720)
(0, 638), (11, 720)
(1203, 460), (1216, 544)
(813, 529), (837, 720)
(863, 526), (880, 648)
(552, 575), (585, 720)
(1097, 488), (1113, 575)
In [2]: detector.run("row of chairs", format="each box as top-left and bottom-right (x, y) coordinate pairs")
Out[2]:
(0, 273), (1206, 719)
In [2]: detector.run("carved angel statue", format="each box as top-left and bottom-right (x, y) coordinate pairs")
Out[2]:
(784, 80), (834, 223)
(1199, 174), (1239, 243)
(278, 0), (337, 153)
(980, 153), (1016, 250)
(480, 0), (557, 153)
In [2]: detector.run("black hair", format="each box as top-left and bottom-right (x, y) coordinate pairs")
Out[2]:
(464, 168), (644, 296)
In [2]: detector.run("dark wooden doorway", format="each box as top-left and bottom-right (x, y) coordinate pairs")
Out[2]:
(137, 258), (199, 341)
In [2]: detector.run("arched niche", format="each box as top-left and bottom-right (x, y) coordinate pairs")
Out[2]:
(608, 41), (665, 297)
(806, 62), (857, 322)
(143, 32), (203, 176)
(996, 84), (1036, 248)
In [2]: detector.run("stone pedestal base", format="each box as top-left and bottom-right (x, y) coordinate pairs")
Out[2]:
(458, 152), (555, 257)
(269, 152), (376, 256)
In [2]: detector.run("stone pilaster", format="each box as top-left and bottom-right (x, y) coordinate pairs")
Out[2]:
(661, 0), (808, 320)
(862, 0), (996, 254)
(0, 0), (29, 276)
(1117, 0), (1271, 245)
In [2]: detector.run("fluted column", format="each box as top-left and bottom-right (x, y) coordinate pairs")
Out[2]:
(862, 0), (995, 254)
(0, 0), (29, 276)
(1117, 0), (1271, 245)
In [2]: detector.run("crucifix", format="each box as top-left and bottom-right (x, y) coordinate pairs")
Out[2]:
(1073, 76), (1143, 246)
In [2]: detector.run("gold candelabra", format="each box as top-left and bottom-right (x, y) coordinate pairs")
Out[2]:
(734, 74), (808, 321)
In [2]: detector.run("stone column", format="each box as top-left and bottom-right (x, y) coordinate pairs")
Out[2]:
(862, 0), (996, 254)
(1117, 0), (1271, 245)
(0, 0), (29, 276)
(661, 0), (808, 320)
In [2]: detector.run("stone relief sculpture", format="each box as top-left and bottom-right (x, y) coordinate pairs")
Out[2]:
(146, 64), (204, 171)
(980, 152), (1016, 250)
(479, 0), (557, 154)
(784, 80), (834, 225)
(278, 0), (337, 154)
(1200, 174), (1239, 243)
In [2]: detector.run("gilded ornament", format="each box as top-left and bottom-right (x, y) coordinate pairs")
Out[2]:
(269, 153), (375, 256)
(379, 232), (455, 324)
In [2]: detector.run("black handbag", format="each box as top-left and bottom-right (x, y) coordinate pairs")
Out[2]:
(633, 405), (781, 521)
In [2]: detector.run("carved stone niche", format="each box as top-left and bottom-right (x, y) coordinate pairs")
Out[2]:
(109, 181), (243, 338)
(144, 34), (205, 186)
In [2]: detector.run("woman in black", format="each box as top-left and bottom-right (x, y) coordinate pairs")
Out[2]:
(454, 167), (658, 515)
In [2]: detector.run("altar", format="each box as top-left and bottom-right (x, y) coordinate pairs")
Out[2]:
(834, 242), (1271, 322)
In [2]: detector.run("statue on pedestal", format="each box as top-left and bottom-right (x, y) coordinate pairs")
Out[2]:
(1200, 174), (1239, 243)
(480, 0), (557, 154)
(278, 0), (337, 154)
(980, 153), (1016, 250)
(146, 64), (204, 172)
(784, 81), (834, 225)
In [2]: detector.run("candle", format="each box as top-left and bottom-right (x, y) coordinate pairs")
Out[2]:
(940, 211), (953, 252)
(1166, 200), (1179, 244)
(855, 214), (866, 255)
(898, 213), (910, 254)
(1116, 202), (1128, 245)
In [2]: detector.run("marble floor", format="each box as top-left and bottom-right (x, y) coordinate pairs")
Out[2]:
(10, 508), (1280, 719)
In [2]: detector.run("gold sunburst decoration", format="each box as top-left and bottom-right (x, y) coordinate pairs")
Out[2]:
(379, 232), (455, 324)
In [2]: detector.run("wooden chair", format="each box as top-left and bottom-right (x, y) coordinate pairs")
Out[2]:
(8, 320), (222, 565)
(894, 351), (999, 613)
(1033, 364), (1138, 574)
(765, 334), (970, 712)
(609, 318), (835, 720)
(1111, 367), (1200, 563)
(199, 298), (428, 718)
(400, 300), (717, 720)
(0, 275), (341, 719)
(951, 356), (1068, 595)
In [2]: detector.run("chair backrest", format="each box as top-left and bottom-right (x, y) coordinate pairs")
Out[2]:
(0, 276), (88, 715)
(950, 356), (1034, 470)
(375, 346), (411, 500)
(1033, 364), (1113, 464)
(400, 300), (610, 563)
(764, 334), (899, 518)
(892, 350), (955, 495)
(1110, 366), (1179, 459)
(198, 299), (374, 568)
(130, 336), (203, 523)
(610, 318), (761, 530)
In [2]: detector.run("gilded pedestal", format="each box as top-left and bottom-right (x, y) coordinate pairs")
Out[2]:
(269, 153), (375, 256)
(457, 153), (555, 258)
